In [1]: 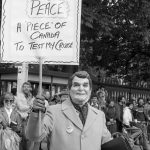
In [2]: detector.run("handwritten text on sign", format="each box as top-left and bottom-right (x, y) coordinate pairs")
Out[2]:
(27, 0), (69, 18)
(1, 0), (82, 64)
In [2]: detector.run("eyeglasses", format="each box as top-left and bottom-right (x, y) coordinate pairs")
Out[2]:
(4, 99), (14, 103)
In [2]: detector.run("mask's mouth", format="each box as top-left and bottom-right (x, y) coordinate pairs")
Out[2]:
(76, 93), (85, 95)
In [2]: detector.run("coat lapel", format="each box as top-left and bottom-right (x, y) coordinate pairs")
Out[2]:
(62, 99), (83, 130)
(83, 105), (98, 132)
(10, 109), (17, 122)
(0, 108), (9, 125)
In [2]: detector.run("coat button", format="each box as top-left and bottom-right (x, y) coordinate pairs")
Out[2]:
(66, 125), (74, 134)
(81, 134), (85, 139)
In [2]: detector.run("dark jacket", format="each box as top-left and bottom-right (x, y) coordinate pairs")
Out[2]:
(0, 107), (22, 135)
(105, 106), (117, 121)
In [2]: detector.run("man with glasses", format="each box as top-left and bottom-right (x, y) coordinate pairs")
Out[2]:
(26, 71), (112, 150)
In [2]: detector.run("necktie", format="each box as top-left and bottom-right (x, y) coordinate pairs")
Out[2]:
(72, 102), (88, 126)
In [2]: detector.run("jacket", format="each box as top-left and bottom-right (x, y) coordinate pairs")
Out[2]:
(123, 107), (133, 126)
(26, 99), (112, 150)
(15, 93), (34, 119)
(0, 107), (22, 133)
(105, 106), (117, 121)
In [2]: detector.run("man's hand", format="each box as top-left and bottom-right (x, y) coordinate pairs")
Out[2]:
(32, 95), (46, 113)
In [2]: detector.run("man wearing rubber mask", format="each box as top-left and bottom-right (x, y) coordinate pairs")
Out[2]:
(26, 71), (112, 150)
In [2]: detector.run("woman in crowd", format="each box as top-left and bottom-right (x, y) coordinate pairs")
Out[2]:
(123, 102), (134, 127)
(0, 92), (23, 149)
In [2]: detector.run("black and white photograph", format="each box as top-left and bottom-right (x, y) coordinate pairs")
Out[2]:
(0, 0), (150, 150)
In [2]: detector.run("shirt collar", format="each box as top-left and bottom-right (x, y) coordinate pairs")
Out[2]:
(71, 100), (88, 113)
(4, 107), (12, 113)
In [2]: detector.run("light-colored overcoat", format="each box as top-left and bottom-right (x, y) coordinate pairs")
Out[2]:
(15, 93), (34, 119)
(26, 99), (112, 150)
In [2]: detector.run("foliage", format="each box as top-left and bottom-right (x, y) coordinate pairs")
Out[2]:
(81, 0), (150, 84)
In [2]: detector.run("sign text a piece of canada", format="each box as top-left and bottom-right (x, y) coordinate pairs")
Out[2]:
(1, 0), (82, 65)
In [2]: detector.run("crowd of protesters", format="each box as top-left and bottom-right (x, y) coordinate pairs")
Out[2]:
(0, 81), (70, 150)
(0, 79), (150, 150)
(90, 87), (150, 150)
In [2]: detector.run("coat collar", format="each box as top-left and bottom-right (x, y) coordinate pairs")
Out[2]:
(0, 107), (9, 124)
(62, 99), (98, 131)
(0, 107), (16, 124)
(62, 99), (83, 130)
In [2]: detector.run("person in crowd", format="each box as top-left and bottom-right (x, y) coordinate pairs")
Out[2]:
(116, 96), (126, 132)
(133, 98), (148, 138)
(15, 82), (34, 120)
(50, 94), (61, 105)
(11, 82), (17, 98)
(0, 92), (23, 149)
(132, 97), (150, 150)
(145, 98), (150, 142)
(90, 94), (99, 109)
(96, 86), (108, 112)
(144, 98), (150, 118)
(133, 98), (147, 126)
(105, 100), (117, 134)
(42, 89), (51, 107)
(131, 98), (138, 111)
(58, 90), (69, 103)
(147, 110), (150, 142)
(15, 82), (34, 150)
(123, 101), (150, 150)
(11, 87), (17, 97)
(123, 102), (134, 127)
(26, 71), (112, 150)
(144, 98), (150, 119)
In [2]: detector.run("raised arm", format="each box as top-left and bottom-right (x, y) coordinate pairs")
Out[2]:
(25, 96), (54, 142)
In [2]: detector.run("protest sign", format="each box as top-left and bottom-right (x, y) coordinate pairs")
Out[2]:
(1, 0), (82, 65)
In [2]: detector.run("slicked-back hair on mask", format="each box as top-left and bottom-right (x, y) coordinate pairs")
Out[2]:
(68, 71), (92, 90)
